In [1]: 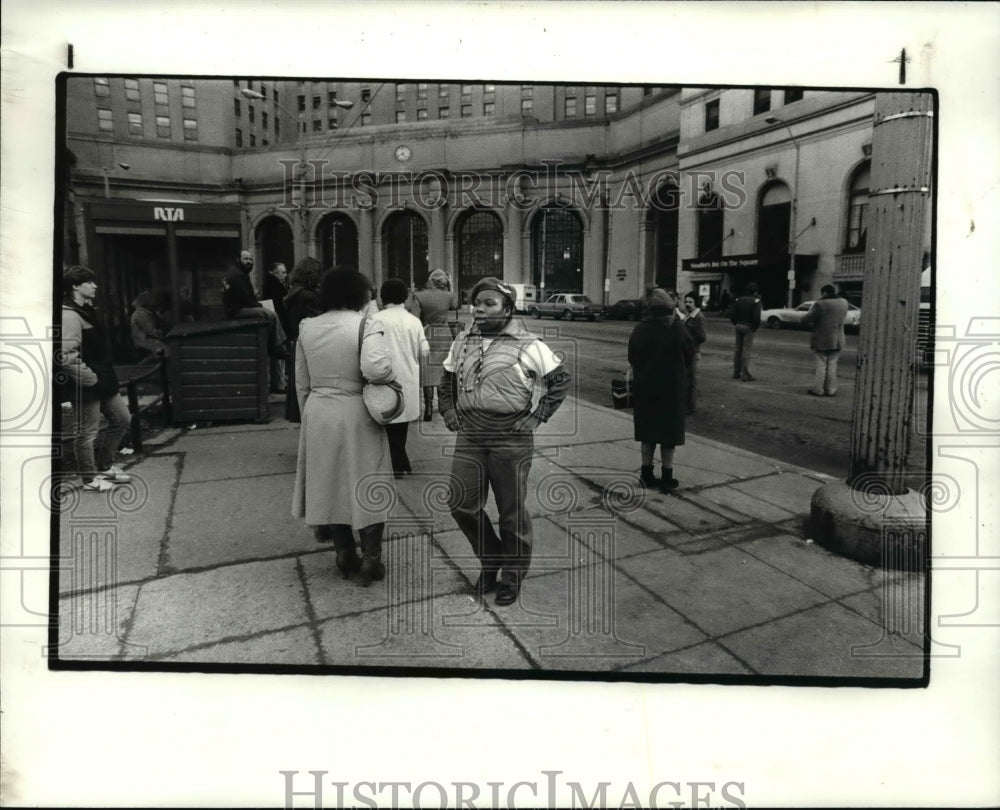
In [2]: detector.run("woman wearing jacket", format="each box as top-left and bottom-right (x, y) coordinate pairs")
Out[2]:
(408, 268), (459, 421)
(371, 278), (430, 477)
(291, 268), (396, 584)
(628, 288), (694, 493)
(682, 292), (708, 413)
(60, 266), (133, 492)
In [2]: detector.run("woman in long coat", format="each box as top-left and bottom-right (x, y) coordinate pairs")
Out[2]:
(292, 268), (395, 584)
(282, 257), (323, 422)
(628, 288), (694, 493)
(408, 267), (459, 420)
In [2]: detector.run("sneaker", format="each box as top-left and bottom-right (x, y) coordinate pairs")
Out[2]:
(82, 478), (115, 492)
(97, 465), (132, 484)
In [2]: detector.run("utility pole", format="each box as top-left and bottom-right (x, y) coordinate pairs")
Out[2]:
(811, 91), (933, 565)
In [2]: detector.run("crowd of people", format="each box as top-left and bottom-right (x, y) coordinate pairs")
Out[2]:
(60, 251), (849, 606)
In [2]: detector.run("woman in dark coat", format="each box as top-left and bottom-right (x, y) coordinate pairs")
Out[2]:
(283, 257), (324, 422)
(628, 288), (694, 493)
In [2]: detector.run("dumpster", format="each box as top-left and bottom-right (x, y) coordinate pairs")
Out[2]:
(166, 320), (269, 424)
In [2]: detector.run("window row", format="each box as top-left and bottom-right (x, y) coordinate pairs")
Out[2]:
(704, 88), (806, 133)
(94, 77), (195, 108)
(235, 129), (269, 148)
(96, 108), (198, 140)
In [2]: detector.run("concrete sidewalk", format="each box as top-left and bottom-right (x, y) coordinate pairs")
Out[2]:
(55, 394), (925, 680)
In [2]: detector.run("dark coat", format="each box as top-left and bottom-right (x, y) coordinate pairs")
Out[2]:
(262, 273), (289, 332)
(222, 269), (258, 318)
(628, 316), (694, 446)
(283, 285), (322, 342)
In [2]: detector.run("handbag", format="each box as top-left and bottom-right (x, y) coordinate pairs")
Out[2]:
(611, 366), (634, 410)
(358, 316), (405, 425)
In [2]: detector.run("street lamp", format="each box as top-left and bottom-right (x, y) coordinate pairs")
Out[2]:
(765, 115), (801, 307)
(240, 88), (353, 259)
(101, 161), (130, 198)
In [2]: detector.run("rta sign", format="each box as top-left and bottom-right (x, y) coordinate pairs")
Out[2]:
(153, 206), (185, 222)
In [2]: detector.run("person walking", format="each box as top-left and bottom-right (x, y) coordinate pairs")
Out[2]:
(371, 278), (429, 478)
(60, 266), (133, 492)
(408, 268), (459, 421)
(629, 288), (694, 493)
(802, 284), (850, 397)
(439, 277), (571, 606)
(729, 281), (762, 381)
(291, 268), (396, 585)
(282, 257), (323, 422)
(682, 292), (707, 413)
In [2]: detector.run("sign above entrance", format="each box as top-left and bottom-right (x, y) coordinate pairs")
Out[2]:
(154, 206), (185, 222)
(681, 253), (818, 273)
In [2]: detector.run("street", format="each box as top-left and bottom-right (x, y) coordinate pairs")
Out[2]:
(522, 313), (930, 486)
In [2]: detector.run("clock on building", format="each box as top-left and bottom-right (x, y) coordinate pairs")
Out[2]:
(394, 144), (412, 162)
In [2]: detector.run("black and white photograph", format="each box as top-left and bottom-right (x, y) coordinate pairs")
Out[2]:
(2, 3), (998, 808)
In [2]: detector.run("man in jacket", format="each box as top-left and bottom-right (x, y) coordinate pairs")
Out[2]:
(60, 266), (133, 492)
(438, 277), (572, 607)
(802, 284), (850, 396)
(729, 281), (762, 381)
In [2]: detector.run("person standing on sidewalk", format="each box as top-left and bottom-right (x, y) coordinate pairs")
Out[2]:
(262, 261), (290, 394)
(59, 266), (133, 492)
(282, 257), (323, 423)
(372, 278), (429, 478)
(408, 268), (459, 421)
(439, 277), (572, 607)
(629, 288), (694, 493)
(291, 268), (395, 585)
(682, 292), (707, 413)
(801, 284), (850, 397)
(729, 281), (762, 381)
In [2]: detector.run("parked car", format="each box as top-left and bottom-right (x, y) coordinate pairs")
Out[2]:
(529, 293), (604, 321)
(762, 300), (861, 331)
(604, 298), (644, 321)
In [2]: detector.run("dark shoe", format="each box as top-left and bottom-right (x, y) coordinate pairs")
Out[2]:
(732, 373), (741, 379)
(494, 574), (522, 607)
(660, 467), (679, 494)
(741, 374), (756, 381)
(474, 568), (499, 598)
(639, 465), (659, 488)
(807, 389), (824, 397)
(335, 547), (362, 579)
(358, 552), (386, 586)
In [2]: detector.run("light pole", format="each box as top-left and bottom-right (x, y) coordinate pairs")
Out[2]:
(101, 161), (130, 198)
(765, 115), (800, 307)
(240, 88), (353, 260)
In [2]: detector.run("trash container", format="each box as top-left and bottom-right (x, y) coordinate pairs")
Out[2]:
(166, 319), (269, 424)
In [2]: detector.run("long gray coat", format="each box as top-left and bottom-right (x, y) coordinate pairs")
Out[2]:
(802, 296), (849, 351)
(628, 316), (694, 446)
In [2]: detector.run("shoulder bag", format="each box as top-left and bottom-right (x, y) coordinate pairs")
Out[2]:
(358, 315), (405, 425)
(611, 366), (633, 409)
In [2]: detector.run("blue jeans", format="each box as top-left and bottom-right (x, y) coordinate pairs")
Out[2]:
(733, 324), (756, 379)
(449, 431), (535, 576)
(73, 393), (131, 482)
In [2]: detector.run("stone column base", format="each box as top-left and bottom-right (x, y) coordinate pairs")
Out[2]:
(810, 480), (927, 568)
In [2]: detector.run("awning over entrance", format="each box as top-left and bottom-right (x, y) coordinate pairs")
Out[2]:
(682, 252), (819, 275)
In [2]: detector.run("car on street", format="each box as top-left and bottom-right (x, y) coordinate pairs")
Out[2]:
(529, 293), (604, 321)
(762, 300), (861, 332)
(604, 298), (644, 320)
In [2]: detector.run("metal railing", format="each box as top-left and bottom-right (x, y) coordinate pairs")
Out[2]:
(117, 356), (172, 452)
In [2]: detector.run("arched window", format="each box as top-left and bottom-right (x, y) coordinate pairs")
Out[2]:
(256, 215), (294, 277)
(845, 161), (870, 252)
(383, 210), (428, 290)
(532, 204), (584, 295)
(456, 209), (503, 303)
(756, 182), (791, 255)
(317, 213), (358, 270)
(696, 190), (725, 260)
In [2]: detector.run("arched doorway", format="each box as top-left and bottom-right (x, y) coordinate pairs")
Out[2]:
(531, 203), (583, 296)
(383, 210), (428, 291)
(455, 208), (503, 304)
(755, 181), (792, 307)
(256, 215), (294, 277)
(648, 182), (680, 290)
(317, 212), (359, 270)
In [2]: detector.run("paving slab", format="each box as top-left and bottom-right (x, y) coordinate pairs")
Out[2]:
(619, 545), (830, 637)
(172, 427), (299, 483)
(720, 601), (925, 679)
(159, 625), (320, 666)
(168, 472), (310, 569)
(732, 471), (830, 516)
(694, 479), (801, 523)
(839, 573), (926, 647)
(126, 558), (309, 656)
(620, 640), (755, 676)
(55, 584), (143, 661)
(639, 492), (746, 534)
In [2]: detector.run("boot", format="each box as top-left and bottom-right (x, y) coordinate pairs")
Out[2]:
(660, 467), (679, 494)
(423, 387), (434, 421)
(639, 465), (659, 488)
(335, 547), (362, 579)
(357, 524), (385, 586)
